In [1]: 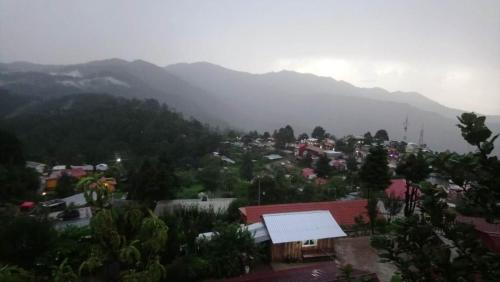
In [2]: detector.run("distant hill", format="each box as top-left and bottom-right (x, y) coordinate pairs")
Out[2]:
(0, 93), (220, 165)
(165, 62), (500, 153)
(1, 59), (499, 153)
(0, 59), (232, 127)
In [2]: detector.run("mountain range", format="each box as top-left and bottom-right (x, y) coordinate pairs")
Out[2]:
(1, 58), (499, 154)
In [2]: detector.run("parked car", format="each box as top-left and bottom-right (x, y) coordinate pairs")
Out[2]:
(57, 209), (80, 221)
(41, 199), (67, 212)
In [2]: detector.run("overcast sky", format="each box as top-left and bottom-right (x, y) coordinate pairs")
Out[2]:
(1, 0), (499, 114)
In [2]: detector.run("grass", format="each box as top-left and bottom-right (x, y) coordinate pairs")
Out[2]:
(176, 184), (205, 199)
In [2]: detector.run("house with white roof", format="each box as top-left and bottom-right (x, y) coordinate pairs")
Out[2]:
(263, 210), (347, 261)
(198, 210), (348, 262)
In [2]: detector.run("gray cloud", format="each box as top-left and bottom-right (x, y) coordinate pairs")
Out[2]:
(1, 0), (499, 114)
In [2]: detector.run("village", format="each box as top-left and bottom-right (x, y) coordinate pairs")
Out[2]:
(8, 123), (499, 282)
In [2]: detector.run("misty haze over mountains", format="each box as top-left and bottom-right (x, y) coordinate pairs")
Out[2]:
(1, 58), (499, 154)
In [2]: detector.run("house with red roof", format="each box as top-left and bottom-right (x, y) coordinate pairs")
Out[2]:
(385, 179), (420, 200)
(239, 199), (370, 227)
(45, 168), (87, 190)
(456, 215), (500, 254)
(302, 168), (316, 180)
(239, 200), (371, 262)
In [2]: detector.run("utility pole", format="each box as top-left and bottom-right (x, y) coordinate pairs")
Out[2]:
(257, 176), (261, 205)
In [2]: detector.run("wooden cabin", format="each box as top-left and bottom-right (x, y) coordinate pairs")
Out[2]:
(262, 211), (346, 262)
(270, 238), (337, 261)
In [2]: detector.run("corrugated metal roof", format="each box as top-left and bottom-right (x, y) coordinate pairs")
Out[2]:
(262, 210), (346, 244)
(247, 222), (270, 243)
(197, 222), (270, 244)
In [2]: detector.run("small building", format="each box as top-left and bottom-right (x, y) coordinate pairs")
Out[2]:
(305, 145), (324, 157)
(324, 150), (343, 159)
(329, 159), (346, 171)
(198, 222), (270, 244)
(456, 215), (500, 254)
(302, 168), (317, 180)
(26, 161), (46, 174)
(385, 179), (420, 200)
(45, 168), (88, 190)
(62, 192), (88, 207)
(264, 211), (346, 261)
(154, 198), (236, 216)
(315, 177), (328, 186)
(95, 163), (109, 171)
(221, 156), (236, 164)
(71, 164), (94, 172)
(406, 142), (419, 154)
(52, 165), (67, 171)
(264, 154), (283, 161)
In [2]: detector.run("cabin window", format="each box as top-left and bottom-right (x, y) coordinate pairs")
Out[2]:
(302, 239), (317, 247)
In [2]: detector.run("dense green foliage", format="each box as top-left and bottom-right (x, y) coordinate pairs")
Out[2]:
(273, 125), (295, 149)
(374, 129), (389, 141)
(239, 153), (254, 181)
(128, 157), (179, 206)
(55, 173), (77, 198)
(1, 93), (220, 166)
(359, 145), (391, 198)
(311, 126), (326, 140)
(315, 154), (332, 178)
(372, 185), (500, 281)
(0, 129), (39, 202)
(396, 152), (431, 217)
(452, 113), (499, 221)
(373, 113), (500, 281)
(0, 216), (56, 268)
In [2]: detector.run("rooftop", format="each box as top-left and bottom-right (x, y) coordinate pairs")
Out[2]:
(155, 198), (236, 216)
(263, 210), (346, 244)
(240, 199), (369, 226)
(384, 179), (418, 200)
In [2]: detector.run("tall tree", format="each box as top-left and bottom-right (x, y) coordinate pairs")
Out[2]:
(297, 132), (309, 141)
(374, 129), (389, 142)
(372, 184), (500, 282)
(359, 145), (391, 198)
(311, 126), (326, 140)
(79, 208), (168, 281)
(383, 193), (403, 222)
(0, 129), (39, 202)
(366, 197), (378, 235)
(300, 153), (313, 168)
(128, 158), (179, 206)
(453, 112), (500, 221)
(55, 173), (76, 198)
(363, 132), (373, 144)
(197, 156), (221, 193)
(273, 125), (295, 149)
(239, 153), (254, 181)
(0, 216), (56, 268)
(396, 152), (431, 217)
(315, 155), (331, 178)
(0, 129), (25, 166)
